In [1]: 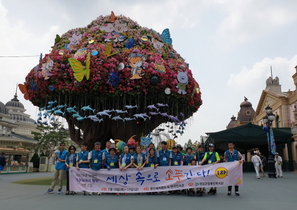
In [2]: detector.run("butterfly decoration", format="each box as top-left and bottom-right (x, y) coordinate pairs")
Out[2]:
(100, 43), (120, 58)
(68, 52), (91, 82)
(161, 28), (172, 45)
(125, 38), (136, 49)
(109, 11), (116, 22)
(18, 83), (29, 100)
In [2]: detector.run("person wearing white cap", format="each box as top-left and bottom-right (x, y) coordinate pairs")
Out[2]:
(274, 152), (283, 177)
(251, 151), (262, 179)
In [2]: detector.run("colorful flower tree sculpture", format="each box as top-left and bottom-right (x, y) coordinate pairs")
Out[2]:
(21, 12), (202, 148)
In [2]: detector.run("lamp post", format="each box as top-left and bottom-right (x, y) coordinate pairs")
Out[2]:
(263, 105), (277, 178)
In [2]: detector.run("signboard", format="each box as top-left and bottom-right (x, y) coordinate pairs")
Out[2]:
(69, 162), (242, 193)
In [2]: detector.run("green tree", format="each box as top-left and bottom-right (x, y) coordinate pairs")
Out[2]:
(32, 120), (69, 171)
(30, 153), (40, 168)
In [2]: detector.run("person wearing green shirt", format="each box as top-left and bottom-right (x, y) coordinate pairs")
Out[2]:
(199, 143), (220, 195)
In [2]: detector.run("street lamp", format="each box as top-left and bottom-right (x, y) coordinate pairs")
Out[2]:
(263, 105), (276, 178)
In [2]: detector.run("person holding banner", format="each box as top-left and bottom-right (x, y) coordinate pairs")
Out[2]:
(146, 148), (159, 168)
(102, 140), (111, 154)
(145, 143), (156, 157)
(45, 142), (67, 194)
(171, 146), (183, 166)
(89, 142), (104, 195)
(104, 147), (118, 169)
(224, 142), (243, 196)
(158, 141), (172, 195)
(199, 143), (220, 195)
(118, 145), (134, 196)
(76, 143), (90, 196)
(133, 145), (146, 170)
(158, 141), (172, 167)
(65, 145), (77, 195)
(274, 152), (283, 177)
(196, 145), (205, 165)
(187, 159), (198, 196)
(183, 147), (194, 166)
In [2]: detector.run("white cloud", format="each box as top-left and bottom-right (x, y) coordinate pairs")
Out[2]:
(228, 56), (297, 107)
(214, 0), (297, 46)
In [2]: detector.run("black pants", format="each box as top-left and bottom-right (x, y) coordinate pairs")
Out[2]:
(228, 185), (239, 191)
(66, 171), (70, 191)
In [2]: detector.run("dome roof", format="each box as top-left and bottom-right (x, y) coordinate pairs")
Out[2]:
(5, 94), (24, 109)
(0, 101), (8, 114)
(240, 97), (252, 107)
(227, 115), (237, 129)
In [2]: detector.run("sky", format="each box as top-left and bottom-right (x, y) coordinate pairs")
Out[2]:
(1, 0), (297, 146)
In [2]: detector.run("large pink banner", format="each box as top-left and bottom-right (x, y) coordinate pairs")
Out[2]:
(69, 162), (243, 193)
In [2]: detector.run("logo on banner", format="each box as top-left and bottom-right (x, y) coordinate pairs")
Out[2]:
(215, 167), (228, 179)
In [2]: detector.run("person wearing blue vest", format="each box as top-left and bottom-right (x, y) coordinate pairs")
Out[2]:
(89, 142), (104, 171)
(183, 147), (194, 166)
(65, 145), (77, 195)
(102, 140), (111, 157)
(224, 142), (243, 196)
(158, 141), (172, 195)
(88, 142), (104, 195)
(146, 148), (159, 168)
(76, 143), (90, 195)
(45, 142), (68, 194)
(118, 145), (133, 196)
(158, 141), (172, 167)
(103, 147), (118, 169)
(133, 145), (146, 170)
(171, 146), (183, 166)
(145, 143), (156, 157)
(196, 145), (206, 165)
(199, 143), (220, 195)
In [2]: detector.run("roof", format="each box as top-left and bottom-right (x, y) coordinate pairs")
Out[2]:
(207, 123), (292, 143)
(0, 101), (8, 114)
(5, 94), (24, 109)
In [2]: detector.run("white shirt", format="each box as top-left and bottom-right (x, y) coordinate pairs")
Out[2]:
(251, 155), (262, 165)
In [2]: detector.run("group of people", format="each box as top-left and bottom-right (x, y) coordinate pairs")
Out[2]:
(251, 150), (283, 178)
(45, 141), (244, 197)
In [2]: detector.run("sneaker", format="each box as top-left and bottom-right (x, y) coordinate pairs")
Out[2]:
(235, 191), (240, 196)
(89, 192), (92, 196)
(227, 191), (231, 196)
(45, 189), (54, 194)
(58, 189), (62, 194)
(83, 191), (86, 196)
(97, 192), (101, 196)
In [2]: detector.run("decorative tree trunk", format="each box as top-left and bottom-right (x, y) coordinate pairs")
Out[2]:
(66, 113), (166, 149)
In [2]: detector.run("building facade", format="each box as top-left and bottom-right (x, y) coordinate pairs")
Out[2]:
(253, 68), (297, 168)
(0, 93), (38, 173)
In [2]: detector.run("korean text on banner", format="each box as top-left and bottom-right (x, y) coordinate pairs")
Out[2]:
(69, 161), (243, 193)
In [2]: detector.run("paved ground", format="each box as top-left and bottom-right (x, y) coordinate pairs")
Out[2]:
(0, 171), (296, 210)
